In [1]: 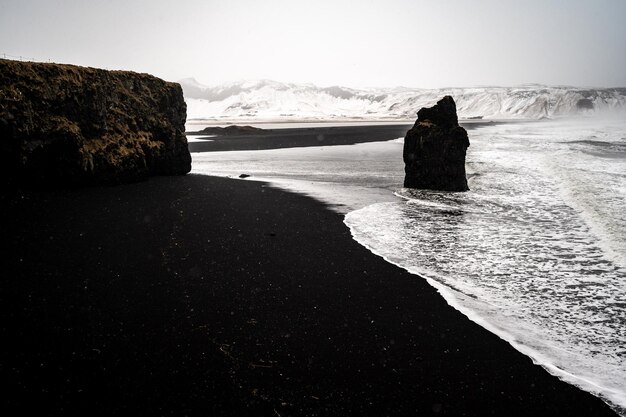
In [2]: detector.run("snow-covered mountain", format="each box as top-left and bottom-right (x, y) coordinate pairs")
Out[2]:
(179, 78), (626, 122)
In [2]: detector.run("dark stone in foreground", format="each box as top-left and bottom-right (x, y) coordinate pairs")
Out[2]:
(1, 175), (617, 416)
(403, 96), (470, 191)
(0, 59), (191, 186)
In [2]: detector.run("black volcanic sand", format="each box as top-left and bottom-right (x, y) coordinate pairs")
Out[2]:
(187, 124), (413, 152)
(1, 174), (617, 416)
(186, 123), (496, 153)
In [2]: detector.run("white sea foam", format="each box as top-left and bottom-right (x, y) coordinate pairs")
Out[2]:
(185, 136), (215, 143)
(345, 119), (626, 415)
(182, 79), (626, 121)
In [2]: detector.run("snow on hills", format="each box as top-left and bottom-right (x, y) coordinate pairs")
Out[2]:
(179, 78), (626, 122)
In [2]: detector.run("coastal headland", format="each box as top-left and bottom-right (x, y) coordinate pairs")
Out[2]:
(0, 59), (191, 186)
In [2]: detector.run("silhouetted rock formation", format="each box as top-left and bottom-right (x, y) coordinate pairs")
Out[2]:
(403, 96), (470, 191)
(0, 59), (191, 186)
(576, 98), (594, 110)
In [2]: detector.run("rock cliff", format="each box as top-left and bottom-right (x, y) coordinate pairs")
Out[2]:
(403, 96), (470, 191)
(0, 59), (191, 186)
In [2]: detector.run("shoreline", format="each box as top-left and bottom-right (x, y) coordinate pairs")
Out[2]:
(345, 206), (624, 414)
(184, 118), (539, 128)
(185, 121), (520, 153)
(186, 124), (413, 152)
(1, 173), (618, 416)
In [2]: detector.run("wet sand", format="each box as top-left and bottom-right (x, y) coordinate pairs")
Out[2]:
(186, 122), (500, 153)
(1, 171), (618, 416)
(187, 124), (413, 152)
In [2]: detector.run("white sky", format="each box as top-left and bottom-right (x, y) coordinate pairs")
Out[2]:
(1, 0), (625, 88)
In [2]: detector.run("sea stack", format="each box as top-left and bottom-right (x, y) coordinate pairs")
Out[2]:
(403, 96), (470, 191)
(0, 59), (191, 186)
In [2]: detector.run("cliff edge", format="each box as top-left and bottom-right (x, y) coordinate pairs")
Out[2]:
(0, 59), (191, 186)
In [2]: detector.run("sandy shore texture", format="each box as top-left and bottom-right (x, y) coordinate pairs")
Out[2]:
(187, 124), (413, 152)
(186, 122), (501, 153)
(1, 126), (618, 416)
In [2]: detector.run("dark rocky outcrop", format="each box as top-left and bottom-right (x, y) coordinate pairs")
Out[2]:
(576, 98), (594, 110)
(403, 96), (470, 191)
(0, 59), (191, 186)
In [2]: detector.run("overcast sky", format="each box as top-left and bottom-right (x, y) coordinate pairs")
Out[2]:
(1, 0), (625, 88)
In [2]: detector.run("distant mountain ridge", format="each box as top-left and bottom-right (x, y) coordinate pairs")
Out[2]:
(179, 78), (626, 122)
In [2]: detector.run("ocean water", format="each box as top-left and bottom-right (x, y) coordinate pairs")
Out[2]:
(190, 118), (626, 415)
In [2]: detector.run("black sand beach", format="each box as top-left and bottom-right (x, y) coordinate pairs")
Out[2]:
(187, 124), (413, 152)
(1, 127), (618, 416)
(186, 122), (496, 153)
